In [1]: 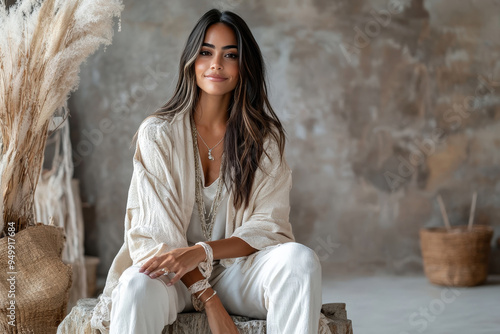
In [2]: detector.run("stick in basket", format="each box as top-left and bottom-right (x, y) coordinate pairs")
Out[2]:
(467, 191), (477, 231)
(437, 195), (451, 230)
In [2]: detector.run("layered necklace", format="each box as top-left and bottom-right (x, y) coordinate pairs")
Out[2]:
(190, 112), (226, 241)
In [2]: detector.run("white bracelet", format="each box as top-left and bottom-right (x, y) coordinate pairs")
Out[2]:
(204, 290), (217, 303)
(195, 242), (214, 279)
(192, 288), (217, 312)
(188, 279), (211, 295)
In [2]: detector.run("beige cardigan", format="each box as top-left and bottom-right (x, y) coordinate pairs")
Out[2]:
(90, 110), (295, 332)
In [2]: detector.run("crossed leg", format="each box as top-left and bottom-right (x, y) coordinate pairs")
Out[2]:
(109, 242), (322, 334)
(212, 242), (323, 334)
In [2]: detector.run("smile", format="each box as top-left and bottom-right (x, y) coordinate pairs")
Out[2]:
(205, 75), (228, 82)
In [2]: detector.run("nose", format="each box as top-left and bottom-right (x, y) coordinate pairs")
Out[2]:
(210, 54), (223, 70)
(211, 62), (222, 70)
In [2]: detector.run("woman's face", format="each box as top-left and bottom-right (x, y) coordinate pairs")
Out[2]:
(195, 23), (239, 97)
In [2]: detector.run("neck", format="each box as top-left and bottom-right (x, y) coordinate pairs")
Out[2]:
(194, 92), (230, 130)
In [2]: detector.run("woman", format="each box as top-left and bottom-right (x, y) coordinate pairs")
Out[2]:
(91, 8), (324, 334)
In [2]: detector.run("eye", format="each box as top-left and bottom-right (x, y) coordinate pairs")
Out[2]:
(225, 53), (239, 59)
(199, 50), (211, 56)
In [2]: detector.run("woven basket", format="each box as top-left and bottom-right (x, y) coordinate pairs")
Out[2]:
(0, 224), (73, 333)
(420, 225), (493, 287)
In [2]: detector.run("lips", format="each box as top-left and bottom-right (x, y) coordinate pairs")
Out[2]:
(205, 74), (227, 82)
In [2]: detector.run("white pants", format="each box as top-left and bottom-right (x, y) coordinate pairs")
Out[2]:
(110, 242), (322, 334)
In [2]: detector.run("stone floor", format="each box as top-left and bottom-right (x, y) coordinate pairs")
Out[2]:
(322, 273), (500, 334)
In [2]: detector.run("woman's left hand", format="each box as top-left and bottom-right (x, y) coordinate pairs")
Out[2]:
(139, 245), (205, 284)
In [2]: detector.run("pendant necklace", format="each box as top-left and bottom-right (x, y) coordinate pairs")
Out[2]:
(190, 112), (225, 241)
(194, 122), (224, 161)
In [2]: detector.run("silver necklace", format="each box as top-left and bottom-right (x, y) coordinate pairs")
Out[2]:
(190, 112), (225, 241)
(195, 123), (224, 161)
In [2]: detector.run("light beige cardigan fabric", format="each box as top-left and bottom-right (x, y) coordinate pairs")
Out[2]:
(90, 110), (295, 332)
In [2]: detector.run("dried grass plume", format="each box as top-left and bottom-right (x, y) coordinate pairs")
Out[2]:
(0, 0), (124, 235)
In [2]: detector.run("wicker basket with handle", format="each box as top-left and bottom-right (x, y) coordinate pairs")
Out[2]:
(420, 225), (493, 286)
(420, 193), (494, 287)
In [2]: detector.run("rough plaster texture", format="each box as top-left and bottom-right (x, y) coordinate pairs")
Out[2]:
(67, 0), (500, 281)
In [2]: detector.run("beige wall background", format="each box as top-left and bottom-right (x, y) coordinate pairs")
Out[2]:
(67, 0), (500, 281)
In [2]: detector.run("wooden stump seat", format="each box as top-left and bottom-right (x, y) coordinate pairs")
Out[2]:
(57, 298), (353, 334)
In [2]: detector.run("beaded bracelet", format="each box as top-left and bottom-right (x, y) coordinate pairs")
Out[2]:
(195, 242), (214, 279)
(192, 293), (204, 312)
(188, 279), (211, 295)
(190, 242), (215, 312)
(189, 279), (211, 312)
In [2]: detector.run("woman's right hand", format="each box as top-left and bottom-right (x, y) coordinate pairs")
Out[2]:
(202, 290), (239, 334)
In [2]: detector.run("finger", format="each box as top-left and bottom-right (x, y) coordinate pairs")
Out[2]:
(148, 270), (162, 279)
(143, 259), (162, 275)
(145, 259), (170, 278)
(148, 266), (170, 279)
(139, 258), (155, 273)
(167, 271), (184, 286)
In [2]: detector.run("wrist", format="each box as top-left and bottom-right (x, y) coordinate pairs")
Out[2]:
(203, 292), (220, 310)
(194, 244), (206, 263)
(191, 286), (217, 312)
(195, 286), (211, 300)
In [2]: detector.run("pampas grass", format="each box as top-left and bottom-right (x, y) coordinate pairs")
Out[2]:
(0, 0), (123, 235)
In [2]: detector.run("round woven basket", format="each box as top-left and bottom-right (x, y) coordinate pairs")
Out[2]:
(0, 224), (72, 333)
(420, 225), (493, 287)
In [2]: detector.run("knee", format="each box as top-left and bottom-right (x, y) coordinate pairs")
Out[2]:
(275, 242), (322, 275)
(121, 272), (163, 304)
(266, 243), (322, 304)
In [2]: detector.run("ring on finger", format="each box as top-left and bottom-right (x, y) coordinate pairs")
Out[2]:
(161, 268), (169, 275)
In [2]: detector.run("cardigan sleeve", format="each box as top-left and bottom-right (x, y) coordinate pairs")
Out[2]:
(126, 118), (188, 266)
(230, 138), (296, 250)
(91, 118), (189, 334)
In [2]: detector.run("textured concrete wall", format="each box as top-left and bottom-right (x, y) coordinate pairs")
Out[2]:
(68, 0), (500, 280)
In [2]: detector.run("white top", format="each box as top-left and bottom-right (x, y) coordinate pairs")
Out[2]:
(187, 153), (228, 279)
(187, 153), (228, 246)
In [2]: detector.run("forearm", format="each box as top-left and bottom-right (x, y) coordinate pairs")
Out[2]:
(180, 268), (216, 301)
(207, 236), (258, 260)
(181, 237), (257, 290)
(181, 266), (205, 290)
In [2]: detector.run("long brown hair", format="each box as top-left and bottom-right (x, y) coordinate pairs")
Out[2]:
(137, 9), (286, 211)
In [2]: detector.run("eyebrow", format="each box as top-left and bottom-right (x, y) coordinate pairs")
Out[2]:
(202, 42), (238, 50)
